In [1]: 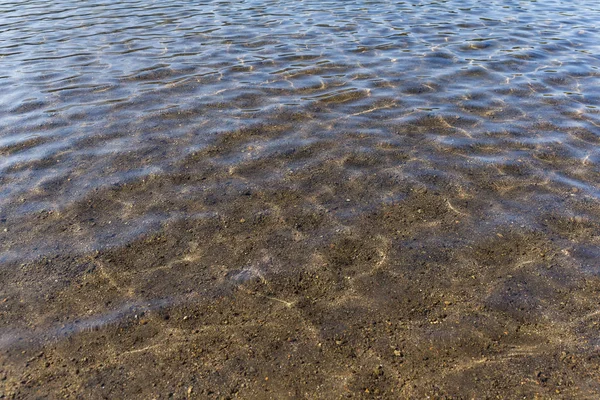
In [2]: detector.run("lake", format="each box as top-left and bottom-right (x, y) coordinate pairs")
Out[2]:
(1, 0), (600, 397)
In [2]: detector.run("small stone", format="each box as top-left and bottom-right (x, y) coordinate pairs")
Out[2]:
(373, 365), (384, 376)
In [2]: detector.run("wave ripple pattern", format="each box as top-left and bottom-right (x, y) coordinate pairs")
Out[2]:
(1, 0), (600, 398)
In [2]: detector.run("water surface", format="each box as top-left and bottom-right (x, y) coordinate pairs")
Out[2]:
(1, 0), (600, 397)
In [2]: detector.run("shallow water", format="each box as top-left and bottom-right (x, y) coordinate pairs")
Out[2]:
(1, 0), (600, 397)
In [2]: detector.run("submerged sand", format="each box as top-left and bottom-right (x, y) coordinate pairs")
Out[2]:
(2, 0), (600, 398)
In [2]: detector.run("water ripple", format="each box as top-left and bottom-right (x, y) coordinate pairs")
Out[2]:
(1, 2), (600, 395)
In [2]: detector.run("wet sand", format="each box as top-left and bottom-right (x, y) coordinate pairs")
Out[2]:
(2, 0), (600, 398)
(2, 122), (600, 398)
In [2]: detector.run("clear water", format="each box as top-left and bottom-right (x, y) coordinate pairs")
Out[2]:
(2, 1), (599, 243)
(1, 0), (600, 397)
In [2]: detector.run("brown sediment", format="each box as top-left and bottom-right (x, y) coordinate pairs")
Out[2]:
(1, 138), (600, 398)
(2, 0), (600, 398)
